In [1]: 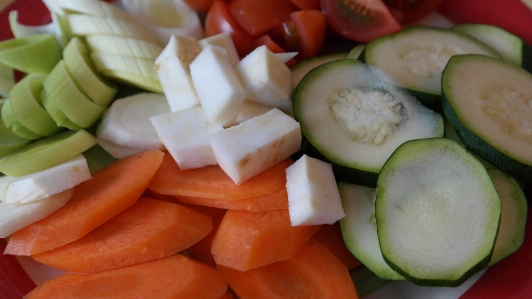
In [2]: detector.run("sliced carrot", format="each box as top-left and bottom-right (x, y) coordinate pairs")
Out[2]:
(32, 196), (213, 273)
(189, 210), (227, 267)
(144, 189), (227, 217)
(176, 184), (289, 212)
(148, 153), (291, 200)
(218, 238), (359, 299)
(217, 292), (234, 299)
(24, 254), (228, 299)
(4, 150), (164, 256)
(313, 222), (361, 270)
(211, 209), (321, 271)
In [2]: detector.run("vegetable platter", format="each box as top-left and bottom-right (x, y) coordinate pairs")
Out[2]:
(0, 0), (531, 298)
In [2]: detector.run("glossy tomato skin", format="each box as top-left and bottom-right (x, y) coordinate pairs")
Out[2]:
(320, 0), (401, 43)
(382, 0), (445, 25)
(204, 0), (255, 56)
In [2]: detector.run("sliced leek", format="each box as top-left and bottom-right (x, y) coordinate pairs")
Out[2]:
(1, 99), (43, 140)
(91, 52), (162, 92)
(45, 0), (141, 24)
(121, 0), (204, 46)
(0, 63), (14, 97)
(43, 60), (107, 128)
(0, 101), (30, 158)
(8, 11), (58, 39)
(0, 129), (97, 177)
(0, 33), (62, 74)
(62, 37), (117, 106)
(8, 74), (59, 136)
(68, 14), (158, 44)
(40, 88), (81, 130)
(84, 34), (163, 60)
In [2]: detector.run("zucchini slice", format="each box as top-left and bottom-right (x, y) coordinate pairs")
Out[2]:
(292, 58), (443, 187)
(442, 54), (532, 183)
(376, 138), (501, 287)
(363, 25), (501, 110)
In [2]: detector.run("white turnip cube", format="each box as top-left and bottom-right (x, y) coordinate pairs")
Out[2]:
(285, 154), (346, 226)
(199, 32), (240, 65)
(209, 108), (301, 184)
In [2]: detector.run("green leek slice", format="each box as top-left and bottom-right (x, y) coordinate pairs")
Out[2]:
(0, 33), (62, 74)
(43, 60), (106, 128)
(8, 73), (60, 136)
(0, 63), (14, 97)
(1, 99), (43, 140)
(46, 0), (141, 24)
(84, 34), (163, 60)
(40, 88), (81, 130)
(8, 10), (58, 39)
(67, 14), (157, 44)
(62, 37), (117, 106)
(0, 129), (97, 176)
(0, 101), (30, 158)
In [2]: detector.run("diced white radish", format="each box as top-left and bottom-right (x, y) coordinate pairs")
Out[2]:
(97, 137), (142, 159)
(274, 52), (298, 63)
(96, 92), (170, 152)
(231, 101), (274, 126)
(0, 189), (73, 238)
(199, 32), (240, 65)
(0, 155), (90, 204)
(236, 45), (294, 111)
(285, 154), (346, 226)
(209, 108), (301, 184)
(154, 35), (202, 112)
(150, 106), (223, 169)
(190, 45), (246, 127)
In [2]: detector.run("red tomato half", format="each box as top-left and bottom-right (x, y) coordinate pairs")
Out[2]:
(382, 0), (445, 25)
(290, 9), (327, 60)
(320, 0), (401, 43)
(204, 0), (255, 56)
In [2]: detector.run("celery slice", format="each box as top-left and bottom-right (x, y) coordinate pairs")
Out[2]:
(40, 88), (81, 130)
(91, 52), (162, 92)
(43, 60), (107, 128)
(8, 73), (60, 136)
(85, 35), (163, 60)
(62, 37), (117, 106)
(0, 99), (43, 140)
(0, 129), (97, 177)
(0, 33), (62, 74)
(68, 14), (157, 44)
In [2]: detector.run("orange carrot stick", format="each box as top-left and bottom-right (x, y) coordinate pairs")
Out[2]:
(32, 196), (213, 273)
(4, 150), (164, 256)
(24, 254), (228, 299)
(148, 153), (291, 200)
(211, 209), (321, 271)
(313, 222), (361, 270)
(176, 184), (289, 212)
(218, 239), (359, 299)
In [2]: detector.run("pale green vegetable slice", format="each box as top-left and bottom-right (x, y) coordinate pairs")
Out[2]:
(0, 101), (30, 157)
(85, 34), (163, 60)
(40, 88), (81, 130)
(45, 0), (141, 24)
(8, 73), (59, 136)
(8, 10), (58, 39)
(62, 37), (117, 106)
(43, 60), (107, 128)
(0, 33), (62, 74)
(0, 63), (14, 97)
(91, 52), (162, 92)
(1, 99), (43, 140)
(68, 14), (158, 44)
(0, 129), (97, 176)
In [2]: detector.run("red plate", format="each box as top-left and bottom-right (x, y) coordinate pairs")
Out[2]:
(0, 1), (531, 298)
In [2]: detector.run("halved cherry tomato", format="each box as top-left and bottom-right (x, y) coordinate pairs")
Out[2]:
(228, 0), (299, 37)
(290, 0), (320, 10)
(382, 0), (444, 25)
(0, 238), (36, 298)
(290, 9), (327, 60)
(320, 0), (401, 43)
(204, 0), (255, 56)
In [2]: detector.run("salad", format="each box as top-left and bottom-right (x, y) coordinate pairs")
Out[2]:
(0, 0), (531, 298)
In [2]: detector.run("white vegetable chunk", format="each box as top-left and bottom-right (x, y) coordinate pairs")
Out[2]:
(190, 45), (246, 127)
(97, 137), (142, 159)
(151, 106), (223, 170)
(209, 108), (301, 184)
(236, 45), (294, 111)
(285, 154), (346, 226)
(231, 101), (273, 126)
(96, 92), (170, 151)
(274, 52), (298, 63)
(154, 35), (202, 112)
(0, 189), (73, 238)
(199, 32), (240, 65)
(0, 155), (90, 204)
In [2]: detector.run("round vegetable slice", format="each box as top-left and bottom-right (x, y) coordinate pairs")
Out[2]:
(376, 137), (501, 287)
(0, 33), (62, 74)
(292, 58), (444, 187)
(441, 54), (532, 183)
(0, 129), (97, 177)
